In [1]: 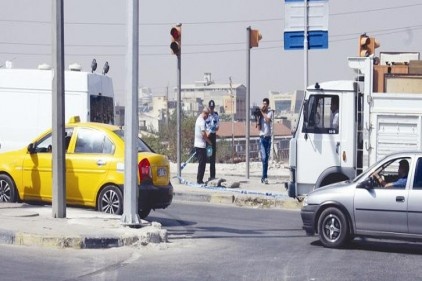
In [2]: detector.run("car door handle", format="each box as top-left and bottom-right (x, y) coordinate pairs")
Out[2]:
(336, 142), (340, 154)
(396, 196), (405, 202)
(97, 159), (106, 166)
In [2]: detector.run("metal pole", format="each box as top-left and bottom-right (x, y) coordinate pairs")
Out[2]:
(304, 0), (309, 92)
(122, 0), (141, 226)
(246, 26), (251, 179)
(52, 0), (66, 218)
(176, 30), (182, 183)
(229, 77), (234, 163)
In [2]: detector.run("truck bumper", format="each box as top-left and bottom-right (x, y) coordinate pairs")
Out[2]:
(287, 181), (296, 198)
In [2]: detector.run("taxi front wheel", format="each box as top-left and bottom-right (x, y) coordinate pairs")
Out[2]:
(0, 174), (18, 203)
(97, 185), (123, 215)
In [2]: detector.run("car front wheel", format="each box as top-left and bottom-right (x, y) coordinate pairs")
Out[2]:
(318, 207), (349, 248)
(97, 185), (123, 215)
(0, 174), (17, 203)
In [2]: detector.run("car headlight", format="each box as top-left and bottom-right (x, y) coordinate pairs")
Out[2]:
(302, 196), (308, 207)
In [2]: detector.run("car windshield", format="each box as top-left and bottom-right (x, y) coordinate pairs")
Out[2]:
(113, 129), (153, 153)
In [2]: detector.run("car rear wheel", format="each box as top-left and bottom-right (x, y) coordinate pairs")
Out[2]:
(138, 208), (151, 219)
(318, 207), (349, 248)
(0, 174), (17, 203)
(97, 185), (123, 215)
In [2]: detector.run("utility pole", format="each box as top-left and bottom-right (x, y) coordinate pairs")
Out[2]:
(52, 0), (66, 218)
(121, 0), (141, 226)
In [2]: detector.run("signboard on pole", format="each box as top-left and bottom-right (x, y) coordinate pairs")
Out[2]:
(284, 0), (329, 50)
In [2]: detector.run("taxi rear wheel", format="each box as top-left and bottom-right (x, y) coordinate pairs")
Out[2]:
(0, 174), (17, 203)
(97, 185), (123, 215)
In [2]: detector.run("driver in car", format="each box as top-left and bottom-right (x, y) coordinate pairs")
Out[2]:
(374, 159), (409, 188)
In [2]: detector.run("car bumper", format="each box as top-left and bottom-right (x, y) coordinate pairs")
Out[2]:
(138, 182), (174, 210)
(300, 204), (319, 236)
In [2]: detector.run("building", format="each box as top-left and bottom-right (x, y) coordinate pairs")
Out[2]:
(269, 90), (304, 131)
(179, 73), (247, 120)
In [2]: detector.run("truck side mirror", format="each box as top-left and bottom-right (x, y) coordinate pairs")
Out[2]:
(303, 100), (309, 123)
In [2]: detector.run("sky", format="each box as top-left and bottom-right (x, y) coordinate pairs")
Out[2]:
(1, 0), (422, 106)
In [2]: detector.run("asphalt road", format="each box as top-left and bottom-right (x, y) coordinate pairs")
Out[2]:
(3, 201), (422, 281)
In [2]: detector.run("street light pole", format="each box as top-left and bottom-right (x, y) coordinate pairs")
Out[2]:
(229, 77), (234, 163)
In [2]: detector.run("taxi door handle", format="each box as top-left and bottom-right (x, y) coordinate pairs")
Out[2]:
(396, 196), (405, 202)
(97, 159), (106, 166)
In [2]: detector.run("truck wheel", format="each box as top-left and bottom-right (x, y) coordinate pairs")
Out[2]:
(138, 208), (151, 219)
(97, 185), (123, 215)
(318, 207), (349, 248)
(0, 174), (17, 203)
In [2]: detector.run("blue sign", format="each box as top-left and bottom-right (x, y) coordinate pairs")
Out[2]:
(284, 31), (328, 50)
(284, 0), (329, 50)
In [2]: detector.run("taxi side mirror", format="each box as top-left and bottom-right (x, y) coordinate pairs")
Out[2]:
(27, 143), (36, 154)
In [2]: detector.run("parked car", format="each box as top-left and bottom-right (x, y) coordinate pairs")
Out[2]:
(301, 151), (422, 248)
(0, 117), (173, 219)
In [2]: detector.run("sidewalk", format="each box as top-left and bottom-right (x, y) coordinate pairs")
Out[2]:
(171, 161), (301, 210)
(0, 161), (301, 249)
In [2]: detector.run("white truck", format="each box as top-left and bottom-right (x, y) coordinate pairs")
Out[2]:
(0, 64), (115, 152)
(287, 56), (422, 199)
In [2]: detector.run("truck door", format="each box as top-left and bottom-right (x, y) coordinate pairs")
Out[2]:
(296, 92), (356, 193)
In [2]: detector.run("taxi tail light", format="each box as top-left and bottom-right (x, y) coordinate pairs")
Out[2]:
(138, 158), (152, 182)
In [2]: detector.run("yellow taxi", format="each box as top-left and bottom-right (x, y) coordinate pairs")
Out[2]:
(0, 117), (173, 219)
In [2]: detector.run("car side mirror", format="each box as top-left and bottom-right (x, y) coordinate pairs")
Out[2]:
(357, 177), (375, 189)
(27, 143), (36, 154)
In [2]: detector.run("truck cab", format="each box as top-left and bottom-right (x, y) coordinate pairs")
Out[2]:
(288, 80), (362, 199)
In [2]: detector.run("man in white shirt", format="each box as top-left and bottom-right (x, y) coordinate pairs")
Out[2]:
(330, 96), (339, 130)
(194, 106), (212, 184)
(258, 98), (273, 184)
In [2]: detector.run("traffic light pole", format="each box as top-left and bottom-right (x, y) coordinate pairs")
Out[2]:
(176, 54), (182, 183)
(246, 26), (251, 179)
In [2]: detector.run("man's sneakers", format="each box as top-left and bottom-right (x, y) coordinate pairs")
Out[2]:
(261, 178), (269, 184)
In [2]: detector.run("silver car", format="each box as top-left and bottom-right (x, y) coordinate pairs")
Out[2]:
(301, 152), (422, 248)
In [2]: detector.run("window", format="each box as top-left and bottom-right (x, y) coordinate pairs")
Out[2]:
(370, 157), (410, 189)
(302, 94), (339, 134)
(75, 128), (114, 154)
(413, 158), (422, 189)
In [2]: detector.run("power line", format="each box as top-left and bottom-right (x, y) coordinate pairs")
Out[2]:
(0, 3), (421, 26)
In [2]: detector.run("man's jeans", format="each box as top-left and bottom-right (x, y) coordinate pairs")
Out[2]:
(259, 136), (271, 180)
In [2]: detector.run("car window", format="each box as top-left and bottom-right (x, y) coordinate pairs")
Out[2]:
(370, 157), (411, 189)
(34, 129), (74, 153)
(34, 134), (53, 153)
(75, 128), (115, 154)
(113, 129), (153, 153)
(413, 158), (422, 189)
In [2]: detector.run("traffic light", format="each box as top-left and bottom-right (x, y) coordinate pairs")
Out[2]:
(358, 34), (380, 57)
(170, 25), (182, 56)
(250, 29), (262, 48)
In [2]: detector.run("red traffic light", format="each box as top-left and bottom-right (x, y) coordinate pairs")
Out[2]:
(170, 25), (181, 55)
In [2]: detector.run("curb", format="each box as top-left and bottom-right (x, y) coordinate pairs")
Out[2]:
(174, 191), (302, 210)
(0, 225), (168, 249)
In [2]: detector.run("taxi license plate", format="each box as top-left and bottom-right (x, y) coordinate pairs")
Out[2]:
(157, 167), (167, 177)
